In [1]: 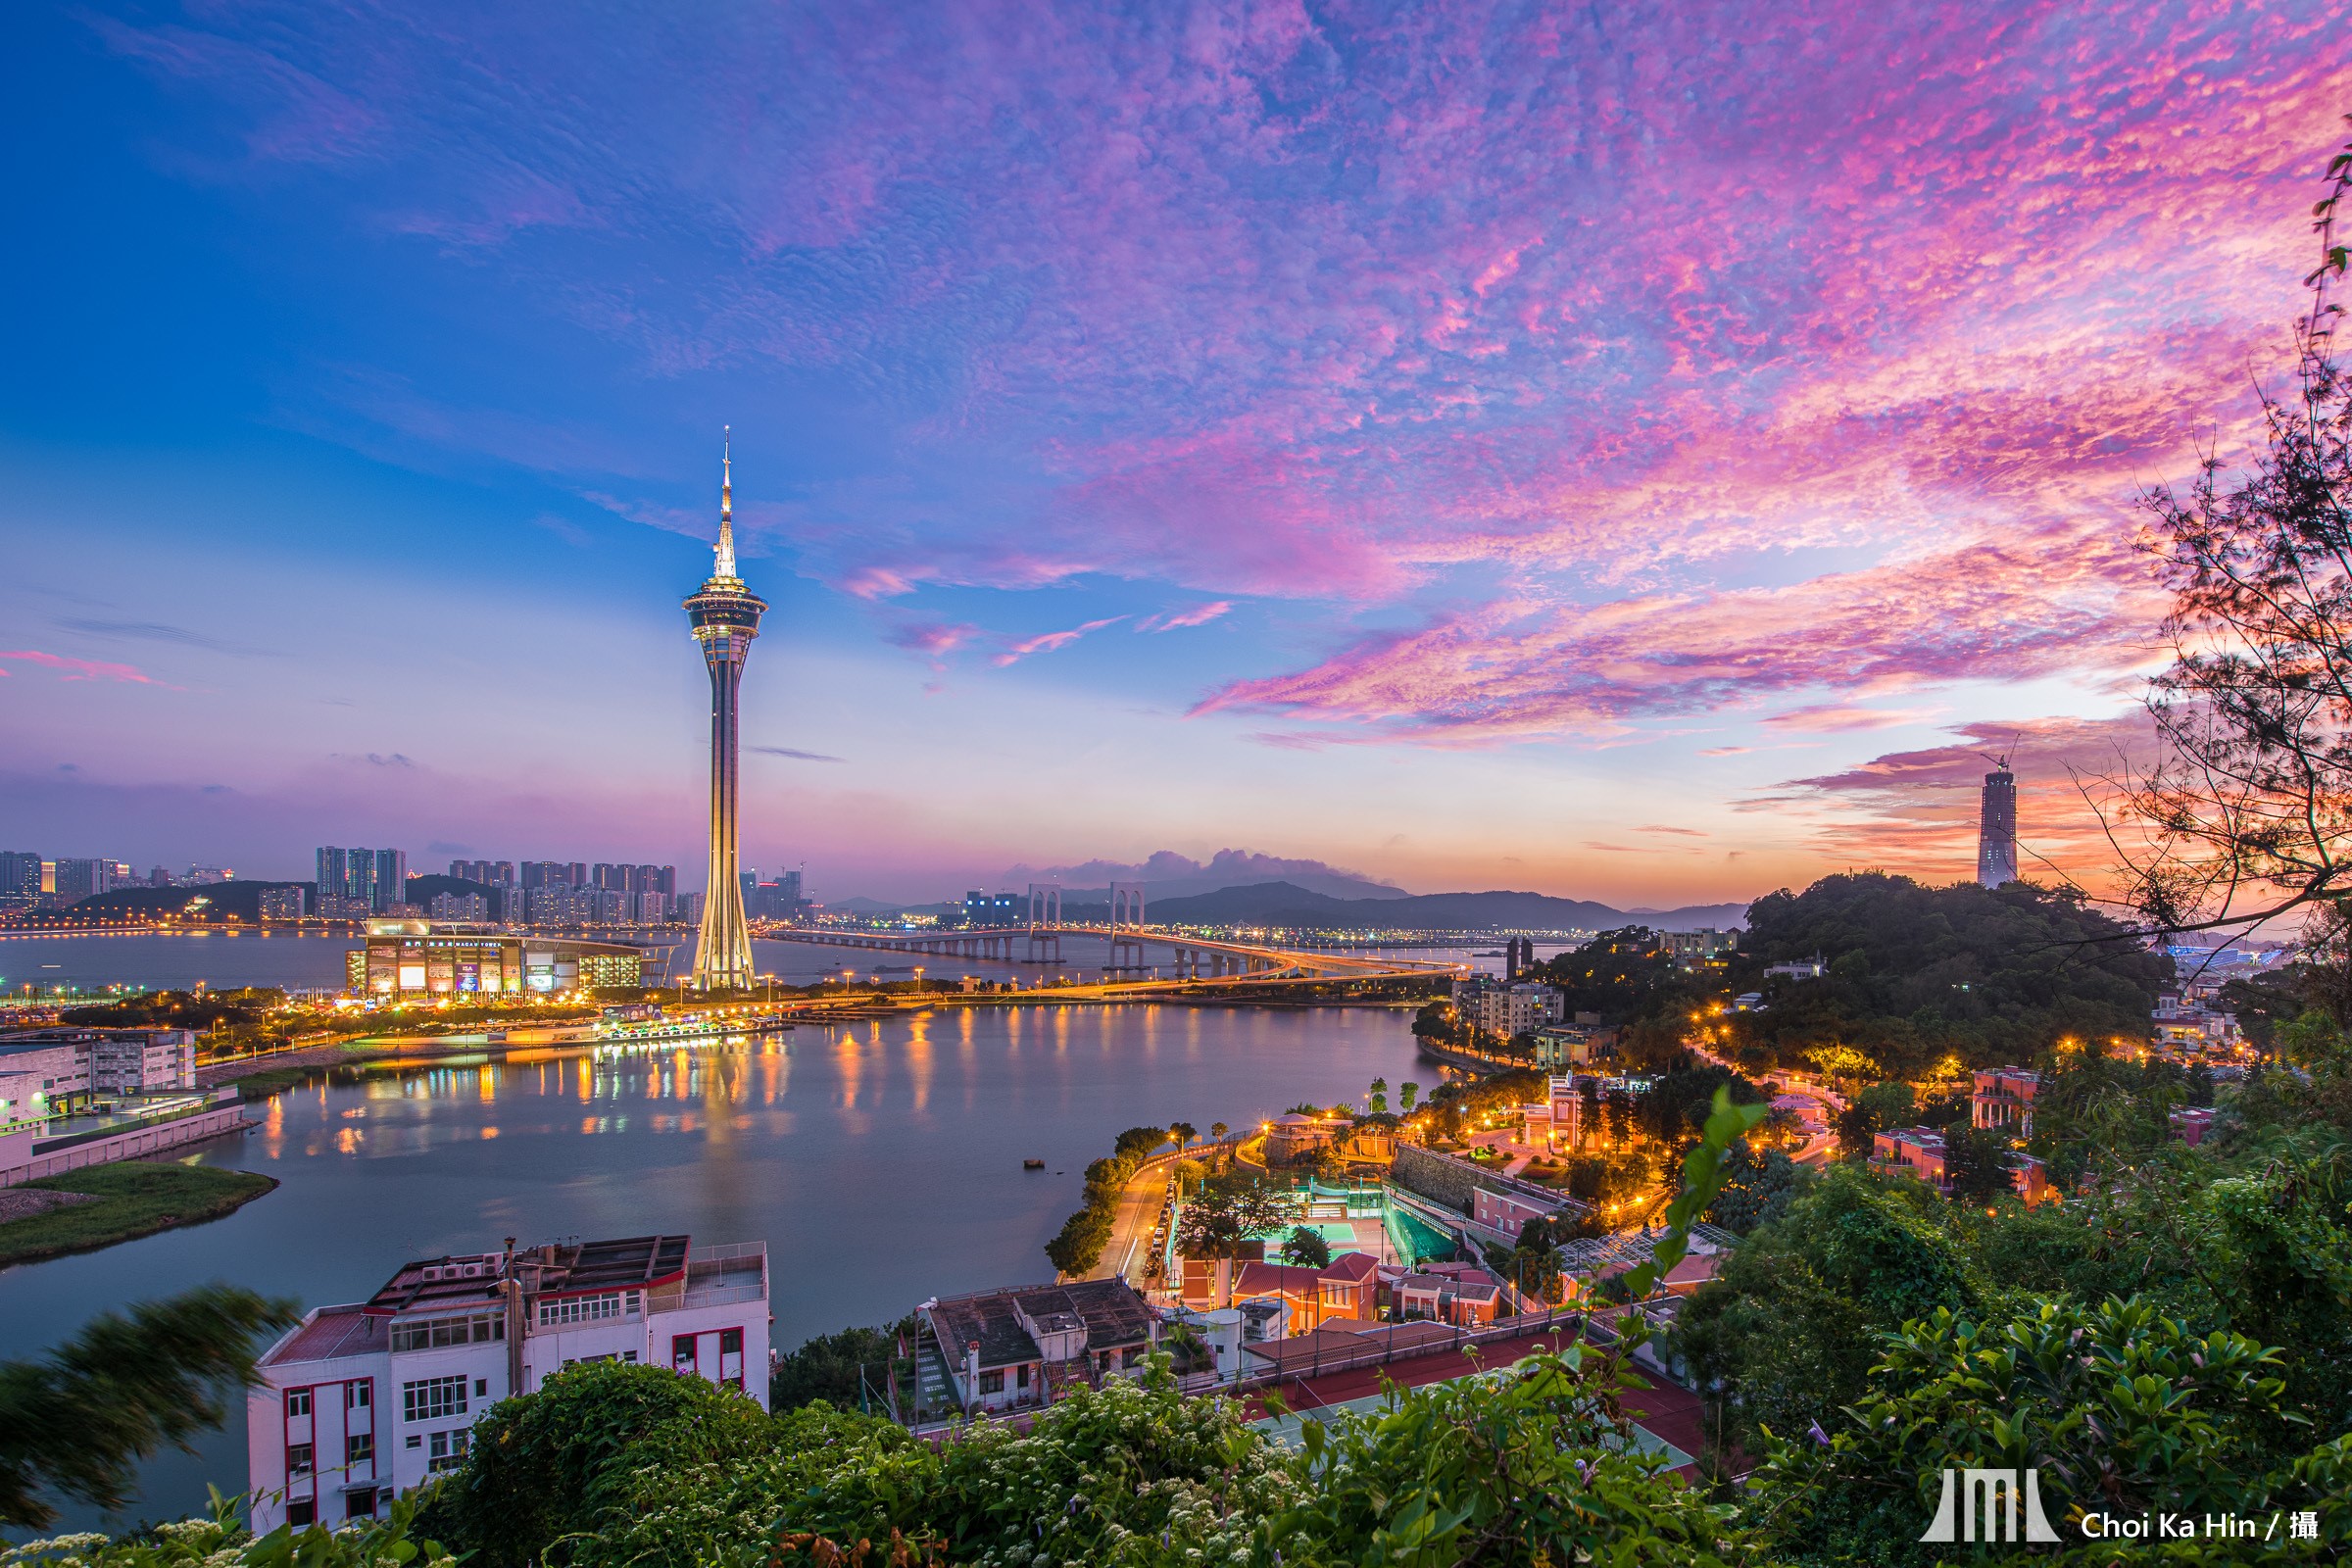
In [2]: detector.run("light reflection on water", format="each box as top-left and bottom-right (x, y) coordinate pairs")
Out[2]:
(0, 1003), (1432, 1536)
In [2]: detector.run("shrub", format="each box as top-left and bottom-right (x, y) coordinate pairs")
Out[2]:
(415, 1360), (776, 1566)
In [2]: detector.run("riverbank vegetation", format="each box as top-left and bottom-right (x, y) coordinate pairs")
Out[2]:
(1041, 1125), (1184, 1276)
(0, 1163), (277, 1267)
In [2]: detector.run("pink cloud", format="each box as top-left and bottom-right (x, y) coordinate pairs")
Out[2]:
(1137, 601), (1233, 633)
(1697, 746), (1753, 758)
(0, 650), (166, 686)
(1194, 516), (2167, 740)
(885, 620), (980, 661)
(1764, 704), (1947, 733)
(992, 616), (1125, 666)
(1763, 714), (2160, 886)
(98, 0), (2352, 735)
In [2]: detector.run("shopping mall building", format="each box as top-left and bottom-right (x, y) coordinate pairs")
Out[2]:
(347, 920), (646, 999)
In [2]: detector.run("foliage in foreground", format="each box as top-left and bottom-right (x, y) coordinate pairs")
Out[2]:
(0, 1286), (296, 1529)
(408, 1346), (1749, 1568)
(1, 1494), (452, 1568)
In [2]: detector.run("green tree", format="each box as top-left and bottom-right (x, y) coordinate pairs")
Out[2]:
(1175, 1182), (1293, 1260)
(1938, 1123), (2014, 1205)
(0, 1284), (295, 1529)
(1366, 1076), (1389, 1115)
(769, 1319), (907, 1412)
(1398, 1080), (1419, 1113)
(1506, 1219), (1567, 1305)
(1852, 1078), (1914, 1129)
(1167, 1120), (1197, 1152)
(1753, 1298), (2303, 1566)
(1834, 1100), (1878, 1159)
(1672, 1164), (1979, 1460)
(416, 1359), (778, 1567)
(1280, 1225), (1332, 1268)
(1702, 1141), (1804, 1234)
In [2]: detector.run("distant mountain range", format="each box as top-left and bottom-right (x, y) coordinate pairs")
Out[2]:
(1142, 881), (1748, 932)
(997, 849), (1406, 903)
(827, 880), (1749, 932)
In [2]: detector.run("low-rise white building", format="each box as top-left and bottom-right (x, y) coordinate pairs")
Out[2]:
(0, 1028), (196, 1115)
(246, 1234), (768, 1531)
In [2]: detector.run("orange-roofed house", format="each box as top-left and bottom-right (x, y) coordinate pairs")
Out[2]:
(1230, 1250), (1380, 1332)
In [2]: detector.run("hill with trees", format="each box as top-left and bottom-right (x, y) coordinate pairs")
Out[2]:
(1724, 873), (2169, 1077)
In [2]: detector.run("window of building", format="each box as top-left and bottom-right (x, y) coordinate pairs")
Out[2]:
(474, 1378), (488, 1396)
(405, 1434), (421, 1450)
(401, 1375), (468, 1423)
(719, 1327), (744, 1389)
(1015, 1365), (1030, 1389)
(287, 1500), (316, 1528)
(671, 1335), (698, 1373)
(286, 1443), (314, 1478)
(536, 1290), (635, 1328)
(426, 1430), (470, 1474)
(346, 1434), (373, 1466)
(285, 1389), (313, 1418)
(391, 1312), (504, 1352)
(345, 1489), (377, 1521)
(977, 1370), (1004, 1395)
(346, 1381), (370, 1409)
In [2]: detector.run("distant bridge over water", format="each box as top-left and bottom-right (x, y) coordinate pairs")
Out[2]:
(756, 922), (1465, 986)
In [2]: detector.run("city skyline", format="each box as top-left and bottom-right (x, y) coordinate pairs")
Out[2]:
(4, 3), (2345, 904)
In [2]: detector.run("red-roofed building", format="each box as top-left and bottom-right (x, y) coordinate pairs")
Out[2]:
(1231, 1250), (1380, 1331)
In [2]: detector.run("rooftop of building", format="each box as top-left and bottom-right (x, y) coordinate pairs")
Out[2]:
(1230, 1251), (1381, 1298)
(365, 1235), (693, 1315)
(926, 1278), (1155, 1370)
(264, 1305), (388, 1367)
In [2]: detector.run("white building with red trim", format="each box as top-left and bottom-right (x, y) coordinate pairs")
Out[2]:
(245, 1234), (767, 1531)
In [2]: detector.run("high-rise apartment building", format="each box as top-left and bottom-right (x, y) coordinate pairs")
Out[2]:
(1978, 764), (2019, 887)
(373, 849), (408, 913)
(258, 885), (307, 920)
(0, 852), (41, 908)
(315, 847), (407, 915)
(52, 858), (128, 901)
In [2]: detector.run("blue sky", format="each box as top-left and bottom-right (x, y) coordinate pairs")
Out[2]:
(1, 1), (2342, 903)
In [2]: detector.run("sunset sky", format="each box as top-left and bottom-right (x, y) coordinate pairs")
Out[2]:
(3, 1), (2345, 905)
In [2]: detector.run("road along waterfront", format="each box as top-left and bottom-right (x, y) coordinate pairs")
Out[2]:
(0, 1001), (1429, 1535)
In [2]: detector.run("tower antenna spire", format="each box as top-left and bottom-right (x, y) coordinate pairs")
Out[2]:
(715, 425), (737, 578)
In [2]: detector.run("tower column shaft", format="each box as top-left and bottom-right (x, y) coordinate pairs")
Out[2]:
(695, 641), (756, 989)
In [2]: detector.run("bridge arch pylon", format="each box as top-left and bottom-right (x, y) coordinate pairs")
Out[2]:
(1026, 883), (1062, 964)
(1107, 880), (1147, 972)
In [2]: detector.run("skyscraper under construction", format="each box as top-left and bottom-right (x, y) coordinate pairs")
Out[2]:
(1977, 760), (2018, 888)
(684, 434), (765, 990)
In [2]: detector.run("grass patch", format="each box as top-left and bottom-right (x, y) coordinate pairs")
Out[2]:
(0, 1161), (279, 1266)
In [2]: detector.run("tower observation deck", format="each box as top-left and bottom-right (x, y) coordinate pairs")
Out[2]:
(684, 432), (766, 990)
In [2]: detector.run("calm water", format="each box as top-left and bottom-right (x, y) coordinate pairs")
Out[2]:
(0, 1002), (1435, 1532)
(0, 930), (1543, 997)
